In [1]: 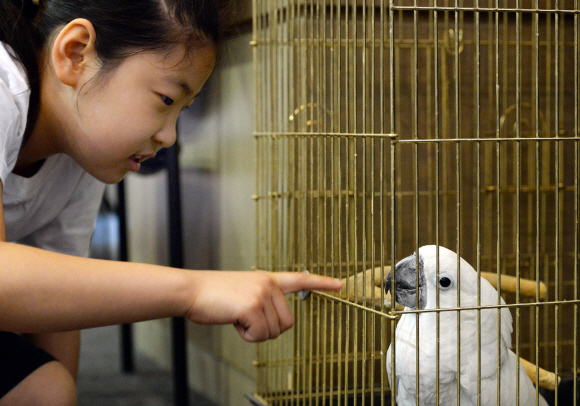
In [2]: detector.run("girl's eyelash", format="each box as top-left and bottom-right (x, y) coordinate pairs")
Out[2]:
(161, 95), (174, 106)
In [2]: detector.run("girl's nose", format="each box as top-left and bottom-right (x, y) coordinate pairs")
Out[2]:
(153, 120), (177, 148)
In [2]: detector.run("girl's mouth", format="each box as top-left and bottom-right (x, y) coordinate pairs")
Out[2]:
(129, 155), (147, 172)
(131, 154), (148, 164)
(128, 154), (156, 172)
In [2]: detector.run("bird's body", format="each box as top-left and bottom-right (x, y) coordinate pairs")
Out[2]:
(386, 245), (548, 406)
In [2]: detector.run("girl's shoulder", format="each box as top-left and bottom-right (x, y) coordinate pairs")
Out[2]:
(0, 41), (31, 186)
(0, 42), (30, 97)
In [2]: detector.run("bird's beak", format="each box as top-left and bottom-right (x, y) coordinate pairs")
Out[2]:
(385, 253), (426, 309)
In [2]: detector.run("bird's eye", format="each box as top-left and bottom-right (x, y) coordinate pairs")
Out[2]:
(439, 277), (452, 288)
(161, 95), (174, 106)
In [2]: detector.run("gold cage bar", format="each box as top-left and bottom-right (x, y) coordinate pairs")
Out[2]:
(253, 0), (580, 404)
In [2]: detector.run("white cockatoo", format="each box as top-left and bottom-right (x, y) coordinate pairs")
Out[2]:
(385, 245), (548, 406)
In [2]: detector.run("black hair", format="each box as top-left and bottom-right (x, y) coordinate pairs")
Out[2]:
(0, 0), (222, 144)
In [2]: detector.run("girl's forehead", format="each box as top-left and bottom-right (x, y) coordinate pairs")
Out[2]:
(137, 45), (216, 72)
(115, 45), (216, 93)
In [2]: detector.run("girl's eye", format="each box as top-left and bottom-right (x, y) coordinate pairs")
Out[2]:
(161, 95), (174, 106)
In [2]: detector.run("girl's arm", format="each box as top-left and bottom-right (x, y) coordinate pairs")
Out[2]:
(0, 188), (342, 342)
(0, 241), (341, 342)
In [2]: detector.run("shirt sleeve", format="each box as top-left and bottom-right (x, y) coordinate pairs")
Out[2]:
(0, 44), (29, 187)
(0, 81), (24, 186)
(18, 172), (106, 258)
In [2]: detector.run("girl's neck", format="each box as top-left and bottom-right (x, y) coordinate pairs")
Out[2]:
(14, 106), (60, 178)
(14, 62), (67, 177)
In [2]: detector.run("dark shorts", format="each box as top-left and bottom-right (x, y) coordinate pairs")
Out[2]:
(0, 332), (56, 398)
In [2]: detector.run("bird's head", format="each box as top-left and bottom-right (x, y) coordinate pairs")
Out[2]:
(385, 245), (480, 310)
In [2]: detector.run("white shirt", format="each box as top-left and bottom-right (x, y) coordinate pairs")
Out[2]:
(0, 42), (105, 257)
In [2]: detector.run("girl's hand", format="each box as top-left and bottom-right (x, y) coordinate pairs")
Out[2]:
(184, 271), (343, 342)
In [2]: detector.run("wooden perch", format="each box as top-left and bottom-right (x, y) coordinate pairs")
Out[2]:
(520, 357), (560, 391)
(480, 272), (548, 300)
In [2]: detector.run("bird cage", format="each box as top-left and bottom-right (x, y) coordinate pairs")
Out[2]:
(252, 0), (579, 404)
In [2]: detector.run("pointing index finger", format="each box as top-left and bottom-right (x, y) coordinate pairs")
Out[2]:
(271, 271), (343, 295)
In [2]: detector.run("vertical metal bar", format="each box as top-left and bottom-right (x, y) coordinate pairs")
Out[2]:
(440, 5), (448, 249)
(296, 2), (306, 403)
(344, 2), (352, 403)
(279, 120), (284, 402)
(484, 6), (493, 280)
(336, 134), (343, 405)
(433, 1), (441, 404)
(543, 3), (553, 377)
(369, 0), (377, 403)
(306, 1), (315, 403)
(474, 3), (482, 405)
(388, 0), (397, 403)
(453, 2), (462, 404)
(515, 1), (522, 404)
(389, 141), (397, 406)
(328, 1), (337, 401)
(412, 1), (420, 405)
(284, 2), (292, 400)
(272, 2), (281, 398)
(299, 129), (306, 405)
(554, 2), (561, 403)
(426, 9), (434, 247)
(574, 1), (579, 403)
(380, 0), (387, 403)
(351, 0), (360, 400)
(252, 0), (261, 393)
(318, 1), (328, 404)
(336, 1), (344, 403)
(533, 0), (541, 399)
(255, 140), (262, 394)
(361, 2), (369, 405)
(260, 13), (266, 400)
(494, 0), (502, 403)
(267, 130), (275, 399)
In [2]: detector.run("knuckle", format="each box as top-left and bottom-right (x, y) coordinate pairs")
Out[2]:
(247, 298), (263, 312)
(255, 284), (273, 301)
(262, 275), (278, 289)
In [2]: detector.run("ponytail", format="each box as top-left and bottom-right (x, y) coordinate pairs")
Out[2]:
(0, 0), (44, 145)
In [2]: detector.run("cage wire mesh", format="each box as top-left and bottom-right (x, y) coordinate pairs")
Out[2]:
(253, 0), (579, 404)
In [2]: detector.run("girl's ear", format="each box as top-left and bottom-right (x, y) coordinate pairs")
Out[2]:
(51, 19), (98, 87)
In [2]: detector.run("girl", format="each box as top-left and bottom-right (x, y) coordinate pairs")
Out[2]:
(0, 0), (343, 404)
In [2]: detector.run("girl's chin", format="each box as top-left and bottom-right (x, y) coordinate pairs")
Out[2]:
(79, 157), (139, 184)
(87, 167), (130, 185)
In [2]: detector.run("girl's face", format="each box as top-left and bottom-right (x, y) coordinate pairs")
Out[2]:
(65, 45), (216, 184)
